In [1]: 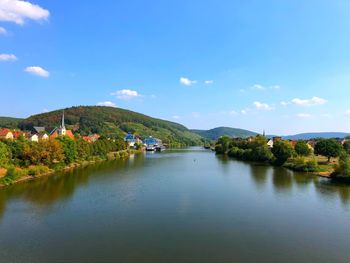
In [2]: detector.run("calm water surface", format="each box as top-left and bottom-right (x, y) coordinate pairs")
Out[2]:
(1, 148), (350, 262)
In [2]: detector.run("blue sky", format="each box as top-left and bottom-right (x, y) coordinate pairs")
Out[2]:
(1, 0), (350, 135)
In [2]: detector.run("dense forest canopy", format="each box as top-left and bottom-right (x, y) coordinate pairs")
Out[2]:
(0, 117), (24, 129)
(191, 127), (257, 140)
(18, 106), (203, 146)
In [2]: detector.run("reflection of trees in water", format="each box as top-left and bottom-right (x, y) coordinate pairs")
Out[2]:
(249, 164), (270, 189)
(272, 167), (293, 193)
(0, 154), (146, 215)
(314, 179), (350, 205)
(0, 191), (5, 220)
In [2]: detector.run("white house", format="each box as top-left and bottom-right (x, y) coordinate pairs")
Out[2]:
(29, 134), (39, 142)
(267, 139), (274, 148)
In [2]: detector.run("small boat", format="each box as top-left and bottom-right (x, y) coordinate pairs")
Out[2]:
(146, 145), (156, 151)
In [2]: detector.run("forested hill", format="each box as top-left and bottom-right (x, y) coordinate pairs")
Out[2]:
(18, 106), (202, 146)
(0, 117), (24, 129)
(191, 127), (257, 140)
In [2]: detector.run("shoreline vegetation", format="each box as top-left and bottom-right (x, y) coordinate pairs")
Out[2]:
(0, 135), (142, 188)
(214, 135), (350, 182)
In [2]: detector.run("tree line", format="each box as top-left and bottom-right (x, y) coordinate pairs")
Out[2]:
(0, 136), (128, 185)
(215, 135), (350, 177)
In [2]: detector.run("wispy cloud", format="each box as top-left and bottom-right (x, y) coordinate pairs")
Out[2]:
(0, 26), (7, 35)
(24, 66), (49, 77)
(0, 53), (17, 61)
(172, 115), (180, 120)
(97, 101), (117, 107)
(296, 113), (312, 118)
(204, 80), (214, 85)
(249, 84), (281, 91)
(253, 101), (274, 111)
(291, 96), (327, 107)
(345, 110), (350, 116)
(251, 84), (266, 91)
(180, 77), (197, 86)
(111, 89), (140, 100)
(0, 0), (50, 25)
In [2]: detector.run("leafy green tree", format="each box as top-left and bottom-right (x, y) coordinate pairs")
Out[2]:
(250, 145), (274, 162)
(271, 140), (294, 166)
(0, 141), (11, 167)
(295, 140), (312, 156)
(56, 136), (78, 164)
(215, 136), (231, 154)
(335, 151), (350, 177)
(314, 139), (342, 162)
(76, 138), (92, 160)
(343, 141), (350, 155)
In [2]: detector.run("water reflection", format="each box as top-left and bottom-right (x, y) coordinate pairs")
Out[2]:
(0, 154), (146, 219)
(249, 164), (270, 189)
(1, 150), (350, 221)
(216, 154), (350, 204)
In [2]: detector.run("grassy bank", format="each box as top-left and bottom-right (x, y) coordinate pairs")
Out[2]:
(0, 149), (139, 188)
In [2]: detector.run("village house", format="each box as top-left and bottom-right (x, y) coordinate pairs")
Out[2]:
(267, 139), (274, 148)
(82, 134), (100, 143)
(0, 128), (14, 140)
(29, 134), (39, 142)
(124, 133), (136, 147)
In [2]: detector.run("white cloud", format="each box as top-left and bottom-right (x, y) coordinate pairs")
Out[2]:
(229, 110), (238, 116)
(97, 101), (116, 107)
(24, 66), (49, 77)
(0, 26), (7, 35)
(241, 109), (248, 115)
(280, 101), (291, 106)
(0, 0), (50, 25)
(180, 77), (197, 86)
(345, 110), (350, 116)
(270, 85), (281, 90)
(291, 96), (327, 107)
(204, 80), (214, 85)
(0, 53), (17, 61)
(111, 89), (140, 100)
(172, 115), (180, 120)
(251, 84), (265, 91)
(253, 101), (273, 111)
(249, 84), (281, 91)
(296, 113), (312, 118)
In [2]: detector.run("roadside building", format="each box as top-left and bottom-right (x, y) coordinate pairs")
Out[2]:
(0, 128), (14, 140)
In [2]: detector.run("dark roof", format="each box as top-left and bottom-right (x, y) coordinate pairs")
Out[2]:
(33, 126), (46, 133)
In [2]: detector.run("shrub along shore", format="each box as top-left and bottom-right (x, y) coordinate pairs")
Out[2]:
(214, 135), (350, 181)
(0, 135), (138, 188)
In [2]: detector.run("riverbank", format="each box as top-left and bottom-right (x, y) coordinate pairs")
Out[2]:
(0, 149), (141, 188)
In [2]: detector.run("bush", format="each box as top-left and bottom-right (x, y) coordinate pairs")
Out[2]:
(27, 165), (50, 177)
(285, 156), (319, 172)
(334, 151), (350, 177)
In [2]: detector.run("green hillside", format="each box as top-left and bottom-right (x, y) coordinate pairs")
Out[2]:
(191, 127), (257, 140)
(18, 106), (203, 146)
(0, 117), (24, 129)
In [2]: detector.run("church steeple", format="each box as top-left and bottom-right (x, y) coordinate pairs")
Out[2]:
(59, 110), (66, 136)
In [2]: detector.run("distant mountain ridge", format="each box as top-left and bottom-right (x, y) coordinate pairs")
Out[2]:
(282, 132), (350, 140)
(191, 127), (350, 141)
(191, 127), (257, 140)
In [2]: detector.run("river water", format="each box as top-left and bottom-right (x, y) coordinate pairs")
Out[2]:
(0, 148), (350, 262)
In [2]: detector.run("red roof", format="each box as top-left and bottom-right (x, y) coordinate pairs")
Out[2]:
(66, 130), (74, 139)
(50, 131), (58, 139)
(0, 128), (12, 137)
